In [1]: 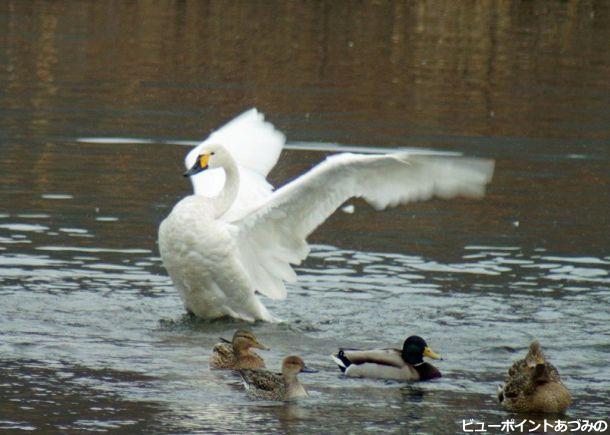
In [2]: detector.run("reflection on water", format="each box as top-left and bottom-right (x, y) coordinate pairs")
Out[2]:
(1, 0), (609, 433)
(0, 360), (161, 432)
(1, 1), (609, 146)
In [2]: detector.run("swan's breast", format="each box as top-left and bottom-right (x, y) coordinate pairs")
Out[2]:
(158, 196), (236, 272)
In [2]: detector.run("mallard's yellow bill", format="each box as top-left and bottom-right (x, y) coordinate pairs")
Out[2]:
(423, 346), (442, 360)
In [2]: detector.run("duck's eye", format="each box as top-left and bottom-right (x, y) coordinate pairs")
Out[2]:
(210, 152), (215, 156)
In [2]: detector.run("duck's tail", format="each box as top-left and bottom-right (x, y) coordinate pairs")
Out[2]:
(331, 350), (352, 372)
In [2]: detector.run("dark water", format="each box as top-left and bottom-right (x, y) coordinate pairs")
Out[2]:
(1, 1), (609, 433)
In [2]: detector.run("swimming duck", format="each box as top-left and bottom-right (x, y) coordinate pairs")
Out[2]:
(331, 335), (442, 381)
(158, 108), (494, 321)
(239, 355), (316, 401)
(210, 329), (269, 370)
(498, 341), (571, 413)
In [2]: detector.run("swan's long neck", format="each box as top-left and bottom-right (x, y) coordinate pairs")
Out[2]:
(214, 153), (239, 218)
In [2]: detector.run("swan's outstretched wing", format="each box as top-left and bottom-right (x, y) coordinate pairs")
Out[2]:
(185, 109), (285, 219)
(235, 153), (494, 299)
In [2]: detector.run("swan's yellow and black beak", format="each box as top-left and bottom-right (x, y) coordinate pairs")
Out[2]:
(184, 153), (211, 177)
(423, 346), (442, 360)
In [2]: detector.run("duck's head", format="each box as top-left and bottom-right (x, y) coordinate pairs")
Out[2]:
(531, 362), (551, 385)
(401, 336), (442, 365)
(525, 341), (546, 368)
(281, 355), (317, 376)
(524, 341), (551, 384)
(232, 329), (270, 352)
(184, 144), (226, 177)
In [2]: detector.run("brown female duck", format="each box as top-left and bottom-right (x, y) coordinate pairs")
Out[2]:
(239, 355), (317, 401)
(210, 329), (269, 370)
(498, 341), (571, 413)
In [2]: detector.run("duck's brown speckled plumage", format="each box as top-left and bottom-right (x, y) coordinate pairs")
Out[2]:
(240, 355), (314, 401)
(498, 341), (571, 414)
(506, 342), (561, 380)
(210, 330), (268, 370)
(240, 369), (288, 400)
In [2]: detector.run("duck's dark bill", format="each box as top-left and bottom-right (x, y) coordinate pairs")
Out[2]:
(255, 342), (271, 351)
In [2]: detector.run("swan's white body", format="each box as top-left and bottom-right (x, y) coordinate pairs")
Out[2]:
(158, 109), (494, 321)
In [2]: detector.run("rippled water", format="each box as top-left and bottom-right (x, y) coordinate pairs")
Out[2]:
(1, 1), (609, 433)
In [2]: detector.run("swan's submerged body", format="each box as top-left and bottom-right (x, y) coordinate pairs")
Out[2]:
(159, 196), (271, 320)
(158, 109), (494, 321)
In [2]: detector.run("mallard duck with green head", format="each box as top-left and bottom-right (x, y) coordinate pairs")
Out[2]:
(331, 335), (442, 381)
(239, 355), (317, 401)
(210, 329), (269, 370)
(498, 341), (571, 413)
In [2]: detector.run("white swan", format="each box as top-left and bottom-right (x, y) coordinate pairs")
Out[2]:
(158, 109), (494, 321)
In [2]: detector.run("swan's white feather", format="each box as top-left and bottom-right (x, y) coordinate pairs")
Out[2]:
(159, 109), (495, 321)
(185, 108), (285, 220)
(158, 196), (273, 321)
(235, 153), (494, 299)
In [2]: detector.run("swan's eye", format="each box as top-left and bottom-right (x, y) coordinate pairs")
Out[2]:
(210, 152), (215, 156)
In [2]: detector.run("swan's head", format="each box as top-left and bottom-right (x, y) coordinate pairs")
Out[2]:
(281, 355), (317, 376)
(184, 144), (227, 177)
(401, 336), (442, 365)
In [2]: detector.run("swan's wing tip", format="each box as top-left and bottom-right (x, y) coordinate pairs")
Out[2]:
(235, 151), (495, 308)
